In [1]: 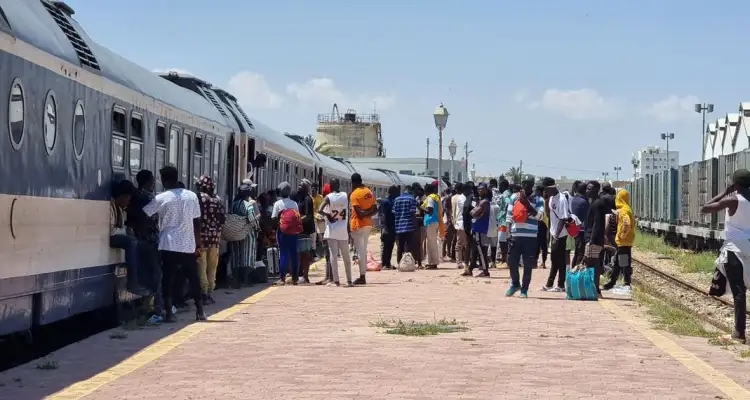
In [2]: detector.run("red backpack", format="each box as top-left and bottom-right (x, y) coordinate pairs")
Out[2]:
(279, 208), (303, 235)
(511, 198), (529, 222)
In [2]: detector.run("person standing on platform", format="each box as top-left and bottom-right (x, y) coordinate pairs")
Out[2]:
(505, 177), (545, 298)
(603, 188), (634, 291)
(467, 183), (491, 277)
(422, 182), (442, 269)
(542, 177), (570, 292)
(142, 166), (205, 322)
(271, 182), (301, 285)
(318, 178), (353, 286)
(294, 179), (316, 284)
(451, 183), (467, 269)
(379, 185), (400, 269)
(311, 184), (324, 259)
(583, 181), (606, 297)
(701, 169), (750, 344)
(349, 173), (377, 285)
(442, 188), (456, 262)
(496, 180), (512, 264)
(195, 175), (226, 304)
(393, 184), (419, 265)
(315, 183), (336, 285)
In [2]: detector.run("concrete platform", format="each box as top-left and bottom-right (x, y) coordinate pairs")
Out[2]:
(2, 236), (750, 400)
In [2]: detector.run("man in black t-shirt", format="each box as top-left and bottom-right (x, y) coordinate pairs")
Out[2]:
(584, 180), (606, 295)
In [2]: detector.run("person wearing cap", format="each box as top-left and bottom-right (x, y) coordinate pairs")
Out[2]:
(271, 181), (301, 285)
(505, 176), (545, 298)
(542, 177), (570, 292)
(349, 173), (377, 285)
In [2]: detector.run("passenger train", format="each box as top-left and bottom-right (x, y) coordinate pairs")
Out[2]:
(0, 1), (440, 338)
(625, 106), (750, 251)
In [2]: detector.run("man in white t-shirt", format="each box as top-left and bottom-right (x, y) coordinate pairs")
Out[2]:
(142, 165), (205, 322)
(271, 181), (301, 284)
(317, 178), (353, 286)
(451, 182), (467, 269)
(542, 177), (570, 292)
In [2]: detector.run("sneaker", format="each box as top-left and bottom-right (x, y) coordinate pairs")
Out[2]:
(505, 286), (520, 297)
(353, 276), (366, 285)
(146, 315), (163, 325)
(346, 281), (353, 287)
(520, 290), (528, 298)
(326, 281), (339, 287)
(550, 287), (564, 293)
(541, 286), (552, 292)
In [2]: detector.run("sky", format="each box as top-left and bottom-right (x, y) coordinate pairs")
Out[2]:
(64, 0), (747, 180)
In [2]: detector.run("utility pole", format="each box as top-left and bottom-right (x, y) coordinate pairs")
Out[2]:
(425, 137), (429, 174)
(519, 160), (523, 180)
(464, 142), (469, 181)
(613, 166), (622, 181)
(695, 103), (714, 160)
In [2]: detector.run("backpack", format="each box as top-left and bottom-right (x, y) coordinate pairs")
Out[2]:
(279, 208), (303, 235)
(511, 198), (529, 223)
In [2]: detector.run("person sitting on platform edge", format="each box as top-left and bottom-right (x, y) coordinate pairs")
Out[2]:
(110, 179), (151, 296)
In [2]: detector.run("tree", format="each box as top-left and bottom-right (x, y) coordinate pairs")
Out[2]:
(505, 167), (523, 183)
(304, 134), (316, 148)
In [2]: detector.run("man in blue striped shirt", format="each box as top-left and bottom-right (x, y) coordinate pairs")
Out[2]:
(392, 186), (419, 265)
(506, 177), (546, 298)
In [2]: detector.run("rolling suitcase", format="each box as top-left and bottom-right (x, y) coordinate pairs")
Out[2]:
(266, 247), (280, 279)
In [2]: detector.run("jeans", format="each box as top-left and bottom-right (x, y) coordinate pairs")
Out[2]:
(277, 232), (300, 280)
(381, 230), (396, 267)
(351, 226), (372, 276)
(546, 235), (568, 288)
(507, 236), (537, 291)
(110, 235), (140, 289)
(725, 251), (747, 337)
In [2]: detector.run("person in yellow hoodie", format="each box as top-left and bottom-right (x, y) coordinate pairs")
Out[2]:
(602, 189), (635, 290)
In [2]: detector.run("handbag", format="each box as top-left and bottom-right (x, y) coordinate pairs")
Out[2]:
(565, 266), (599, 301)
(222, 214), (252, 242)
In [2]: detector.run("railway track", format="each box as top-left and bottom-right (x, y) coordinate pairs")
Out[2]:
(631, 256), (741, 333)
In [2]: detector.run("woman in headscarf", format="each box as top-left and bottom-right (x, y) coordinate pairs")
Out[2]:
(196, 175), (226, 304)
(228, 182), (260, 288)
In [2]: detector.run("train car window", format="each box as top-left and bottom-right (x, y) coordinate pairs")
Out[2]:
(129, 141), (142, 173)
(112, 107), (127, 168)
(168, 125), (179, 166)
(213, 140), (221, 192)
(72, 100), (85, 160)
(130, 113), (144, 140)
(193, 135), (203, 182)
(43, 91), (57, 154)
(181, 132), (191, 188)
(204, 137), (212, 176)
(8, 79), (25, 150)
(273, 159), (279, 172)
(155, 122), (167, 191)
(129, 112), (144, 174)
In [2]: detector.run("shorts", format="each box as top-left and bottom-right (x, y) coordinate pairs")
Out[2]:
(297, 234), (313, 252)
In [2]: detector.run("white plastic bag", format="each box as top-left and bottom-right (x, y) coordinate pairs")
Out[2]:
(398, 252), (416, 272)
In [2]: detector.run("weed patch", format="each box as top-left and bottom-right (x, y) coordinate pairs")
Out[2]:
(370, 317), (468, 336)
(635, 232), (715, 274)
(633, 289), (714, 338)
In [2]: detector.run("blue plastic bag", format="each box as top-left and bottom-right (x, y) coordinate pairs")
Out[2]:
(566, 266), (598, 301)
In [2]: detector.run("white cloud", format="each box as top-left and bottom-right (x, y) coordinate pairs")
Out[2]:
(525, 88), (621, 120)
(152, 68), (194, 76)
(286, 78), (395, 112)
(643, 95), (700, 122)
(227, 71), (283, 109)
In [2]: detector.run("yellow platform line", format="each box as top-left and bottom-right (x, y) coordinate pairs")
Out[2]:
(45, 287), (277, 400)
(600, 299), (750, 399)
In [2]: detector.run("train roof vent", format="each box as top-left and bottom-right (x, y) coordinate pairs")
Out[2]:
(199, 87), (229, 119)
(42, 1), (100, 70)
(231, 102), (255, 129)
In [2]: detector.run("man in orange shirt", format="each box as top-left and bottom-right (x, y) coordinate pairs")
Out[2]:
(349, 173), (377, 285)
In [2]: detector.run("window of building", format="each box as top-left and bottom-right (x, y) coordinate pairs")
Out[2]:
(8, 79), (24, 149)
(72, 100), (85, 159)
(43, 91), (57, 154)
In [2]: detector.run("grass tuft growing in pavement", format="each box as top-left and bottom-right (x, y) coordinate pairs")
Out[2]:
(633, 288), (714, 338)
(370, 317), (468, 336)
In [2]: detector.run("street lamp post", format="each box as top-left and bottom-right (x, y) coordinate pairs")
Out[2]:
(425, 137), (430, 174)
(613, 166), (622, 181)
(464, 142), (474, 182)
(631, 158), (639, 180)
(695, 103), (714, 159)
(661, 133), (675, 170)
(648, 147), (659, 220)
(433, 103), (449, 185)
(448, 139), (457, 184)
(602, 171), (609, 181)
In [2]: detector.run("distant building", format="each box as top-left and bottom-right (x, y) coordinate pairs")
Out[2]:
(702, 109), (750, 160)
(348, 157), (467, 182)
(633, 146), (679, 179)
(316, 104), (384, 158)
